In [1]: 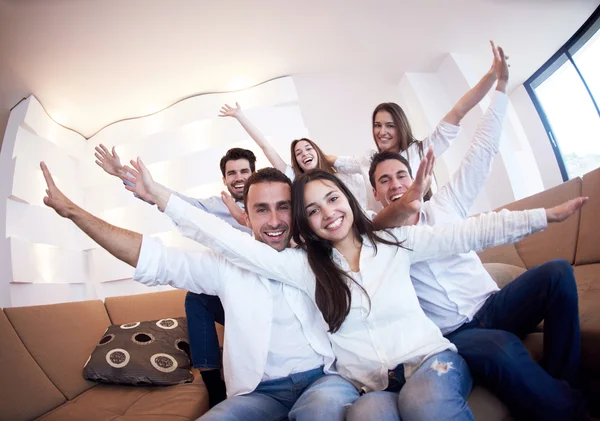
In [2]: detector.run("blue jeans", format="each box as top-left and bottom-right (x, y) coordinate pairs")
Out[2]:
(185, 292), (223, 369)
(198, 367), (360, 421)
(347, 350), (474, 421)
(446, 259), (584, 421)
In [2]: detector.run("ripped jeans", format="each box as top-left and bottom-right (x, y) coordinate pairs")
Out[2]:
(346, 350), (474, 421)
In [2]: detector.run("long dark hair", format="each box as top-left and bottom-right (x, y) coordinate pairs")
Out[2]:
(292, 170), (405, 333)
(372, 102), (425, 164)
(290, 138), (336, 176)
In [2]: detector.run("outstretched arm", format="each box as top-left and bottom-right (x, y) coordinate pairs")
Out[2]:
(432, 44), (511, 217)
(123, 158), (313, 292)
(219, 103), (288, 173)
(442, 41), (507, 125)
(398, 197), (588, 263)
(41, 161), (142, 267)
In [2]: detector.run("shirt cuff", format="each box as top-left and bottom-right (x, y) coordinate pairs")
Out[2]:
(529, 208), (548, 233)
(489, 90), (509, 111)
(164, 194), (190, 222)
(133, 235), (160, 283)
(438, 119), (461, 133)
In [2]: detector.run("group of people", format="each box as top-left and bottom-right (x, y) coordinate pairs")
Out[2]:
(42, 42), (590, 420)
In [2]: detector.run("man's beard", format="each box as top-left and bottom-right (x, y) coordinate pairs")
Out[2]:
(228, 185), (244, 202)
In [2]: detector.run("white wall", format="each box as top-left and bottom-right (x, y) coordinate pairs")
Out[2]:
(1, 64), (562, 308)
(295, 56), (562, 216)
(0, 77), (309, 307)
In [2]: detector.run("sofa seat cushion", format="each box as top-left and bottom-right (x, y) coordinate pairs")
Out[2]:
(84, 317), (192, 386)
(37, 379), (209, 421)
(468, 386), (514, 421)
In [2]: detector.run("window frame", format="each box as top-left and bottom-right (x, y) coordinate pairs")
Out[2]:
(525, 6), (600, 181)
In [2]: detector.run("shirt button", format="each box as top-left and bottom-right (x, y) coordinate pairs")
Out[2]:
(388, 371), (396, 379)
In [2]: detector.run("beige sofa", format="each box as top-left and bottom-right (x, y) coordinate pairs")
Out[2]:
(2, 167), (599, 421)
(0, 290), (210, 421)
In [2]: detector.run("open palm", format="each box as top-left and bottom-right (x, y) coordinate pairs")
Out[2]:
(219, 102), (242, 118)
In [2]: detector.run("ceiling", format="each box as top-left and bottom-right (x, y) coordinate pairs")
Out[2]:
(0, 0), (598, 139)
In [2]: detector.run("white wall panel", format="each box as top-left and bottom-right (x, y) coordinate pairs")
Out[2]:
(10, 237), (88, 284)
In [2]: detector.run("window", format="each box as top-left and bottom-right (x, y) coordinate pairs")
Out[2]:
(526, 7), (600, 180)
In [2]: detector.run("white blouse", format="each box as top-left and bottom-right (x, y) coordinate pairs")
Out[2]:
(335, 120), (461, 211)
(284, 165), (368, 210)
(164, 194), (547, 392)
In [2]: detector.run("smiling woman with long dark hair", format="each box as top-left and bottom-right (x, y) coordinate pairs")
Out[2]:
(134, 155), (579, 420)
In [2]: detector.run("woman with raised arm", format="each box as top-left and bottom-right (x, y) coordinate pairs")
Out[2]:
(218, 103), (369, 209)
(333, 41), (508, 208)
(123, 151), (587, 421)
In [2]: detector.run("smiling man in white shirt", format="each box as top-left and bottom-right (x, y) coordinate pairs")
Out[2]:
(40, 163), (359, 421)
(368, 67), (587, 420)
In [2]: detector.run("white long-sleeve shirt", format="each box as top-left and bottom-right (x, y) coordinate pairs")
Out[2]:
(284, 165), (368, 210)
(410, 91), (511, 334)
(133, 236), (335, 397)
(164, 194), (547, 392)
(334, 120), (461, 211)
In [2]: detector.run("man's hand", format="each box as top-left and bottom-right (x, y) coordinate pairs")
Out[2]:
(123, 158), (171, 211)
(399, 147), (436, 214)
(546, 197), (588, 223)
(41, 161), (77, 218)
(95, 144), (125, 179)
(219, 102), (242, 119)
(221, 191), (248, 227)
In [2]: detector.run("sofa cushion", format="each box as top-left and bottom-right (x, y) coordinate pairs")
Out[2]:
(105, 290), (187, 325)
(4, 300), (111, 400)
(575, 167), (600, 265)
(574, 264), (600, 377)
(483, 263), (527, 289)
(105, 289), (225, 348)
(0, 310), (66, 421)
(500, 177), (582, 269)
(37, 379), (209, 421)
(477, 243), (526, 269)
(84, 317), (193, 386)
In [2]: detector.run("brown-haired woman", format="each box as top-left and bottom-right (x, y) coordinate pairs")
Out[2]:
(219, 103), (368, 208)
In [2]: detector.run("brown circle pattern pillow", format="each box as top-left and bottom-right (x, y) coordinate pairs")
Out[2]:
(83, 317), (192, 386)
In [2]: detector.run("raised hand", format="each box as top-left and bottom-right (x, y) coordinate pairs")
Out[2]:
(219, 102), (242, 119)
(400, 147), (436, 213)
(41, 162), (77, 218)
(489, 40), (509, 83)
(221, 191), (249, 227)
(95, 144), (125, 178)
(546, 197), (588, 223)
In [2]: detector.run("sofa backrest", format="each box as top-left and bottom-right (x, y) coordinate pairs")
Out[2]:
(0, 309), (66, 421)
(105, 289), (224, 347)
(575, 166), (600, 266)
(479, 177), (582, 269)
(104, 289), (187, 324)
(4, 300), (111, 401)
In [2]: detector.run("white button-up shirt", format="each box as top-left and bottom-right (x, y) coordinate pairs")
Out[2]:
(334, 120), (462, 211)
(284, 165), (368, 210)
(164, 193), (547, 392)
(133, 236), (335, 397)
(410, 91), (510, 334)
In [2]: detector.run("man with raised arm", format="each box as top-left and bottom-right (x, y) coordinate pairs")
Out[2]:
(41, 161), (360, 421)
(368, 44), (588, 421)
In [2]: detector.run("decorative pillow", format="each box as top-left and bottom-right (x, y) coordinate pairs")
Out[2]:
(83, 317), (193, 386)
